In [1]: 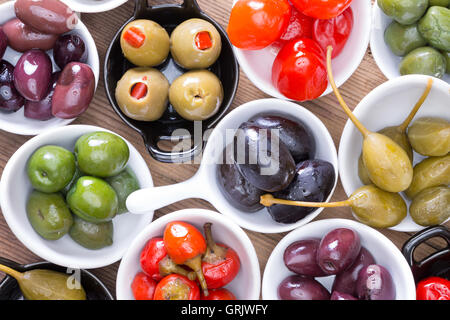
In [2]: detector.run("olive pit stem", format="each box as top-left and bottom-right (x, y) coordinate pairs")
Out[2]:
(260, 194), (352, 208)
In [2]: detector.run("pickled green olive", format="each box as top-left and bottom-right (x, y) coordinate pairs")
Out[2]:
(400, 47), (447, 78)
(429, 0), (450, 6)
(407, 117), (450, 156)
(443, 51), (450, 73)
(378, 0), (429, 25)
(384, 21), (427, 56)
(410, 186), (450, 226)
(105, 167), (140, 214)
(405, 154), (450, 199)
(69, 216), (113, 250)
(418, 6), (450, 51)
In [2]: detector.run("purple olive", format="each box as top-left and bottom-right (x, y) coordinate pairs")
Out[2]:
(2, 18), (58, 52)
(283, 239), (327, 277)
(278, 275), (330, 300)
(0, 60), (14, 83)
(0, 82), (25, 112)
(330, 291), (358, 300)
(24, 72), (60, 120)
(356, 264), (396, 300)
(317, 228), (361, 275)
(53, 34), (87, 69)
(0, 28), (7, 60)
(13, 49), (52, 101)
(332, 247), (376, 296)
(51, 62), (95, 119)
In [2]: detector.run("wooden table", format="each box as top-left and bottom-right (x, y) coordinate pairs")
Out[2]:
(0, 0), (447, 298)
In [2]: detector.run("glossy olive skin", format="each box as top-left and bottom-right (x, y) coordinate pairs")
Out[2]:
(61, 166), (84, 196)
(400, 47), (446, 78)
(27, 145), (76, 193)
(0, 82), (25, 112)
(105, 167), (140, 214)
(384, 21), (427, 56)
(53, 34), (87, 69)
(443, 51), (450, 73)
(317, 228), (361, 275)
(2, 18), (58, 52)
(405, 154), (450, 199)
(356, 264), (396, 300)
(233, 122), (296, 193)
(74, 131), (129, 178)
(69, 216), (113, 250)
(0, 60), (13, 83)
(14, 0), (78, 35)
(332, 247), (376, 296)
(283, 239), (327, 277)
(407, 117), (450, 156)
(52, 62), (95, 119)
(26, 191), (73, 240)
(268, 160), (335, 224)
(278, 275), (330, 300)
(14, 49), (52, 102)
(330, 291), (358, 300)
(24, 72), (59, 121)
(378, 0), (428, 25)
(0, 28), (6, 59)
(217, 147), (264, 212)
(418, 6), (450, 51)
(249, 114), (316, 163)
(410, 186), (450, 226)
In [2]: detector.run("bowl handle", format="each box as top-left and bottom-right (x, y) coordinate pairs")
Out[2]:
(402, 225), (450, 268)
(145, 135), (203, 164)
(134, 0), (200, 16)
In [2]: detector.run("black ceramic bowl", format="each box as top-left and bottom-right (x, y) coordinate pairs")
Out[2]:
(0, 257), (114, 300)
(402, 225), (450, 283)
(104, 0), (239, 163)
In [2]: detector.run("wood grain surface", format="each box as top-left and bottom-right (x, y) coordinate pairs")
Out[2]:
(0, 0), (447, 298)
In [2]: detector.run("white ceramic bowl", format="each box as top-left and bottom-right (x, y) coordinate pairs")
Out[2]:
(127, 98), (338, 234)
(0, 1), (100, 136)
(231, 0), (372, 100)
(0, 125), (154, 269)
(371, 1), (450, 83)
(62, 0), (128, 13)
(116, 208), (261, 300)
(262, 218), (416, 300)
(339, 75), (450, 232)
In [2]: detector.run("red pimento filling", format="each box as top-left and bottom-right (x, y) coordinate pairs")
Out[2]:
(195, 31), (213, 50)
(123, 27), (146, 48)
(130, 82), (148, 100)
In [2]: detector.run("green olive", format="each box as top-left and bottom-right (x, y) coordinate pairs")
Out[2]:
(429, 0), (450, 6)
(405, 154), (450, 199)
(384, 21), (427, 56)
(410, 186), (450, 226)
(378, 0), (429, 25)
(400, 47), (447, 78)
(442, 51), (450, 73)
(418, 6), (450, 51)
(407, 117), (450, 156)
(69, 216), (113, 250)
(105, 167), (140, 214)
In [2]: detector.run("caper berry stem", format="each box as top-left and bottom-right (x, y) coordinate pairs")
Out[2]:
(0, 264), (23, 281)
(326, 46), (370, 138)
(398, 78), (433, 132)
(260, 194), (352, 208)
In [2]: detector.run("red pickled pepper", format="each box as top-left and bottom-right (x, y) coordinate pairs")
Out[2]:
(131, 272), (157, 300)
(153, 274), (201, 300)
(201, 288), (237, 300)
(123, 26), (146, 48)
(416, 277), (450, 300)
(274, 4), (314, 48)
(290, 0), (353, 20)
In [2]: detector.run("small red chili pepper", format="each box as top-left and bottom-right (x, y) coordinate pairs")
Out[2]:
(416, 276), (450, 300)
(140, 237), (195, 282)
(123, 26), (146, 48)
(201, 223), (240, 289)
(201, 288), (237, 300)
(164, 221), (208, 296)
(130, 82), (148, 100)
(195, 31), (213, 50)
(153, 274), (200, 300)
(131, 272), (157, 300)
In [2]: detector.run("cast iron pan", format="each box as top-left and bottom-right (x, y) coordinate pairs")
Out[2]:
(104, 0), (239, 163)
(402, 225), (450, 283)
(0, 257), (114, 300)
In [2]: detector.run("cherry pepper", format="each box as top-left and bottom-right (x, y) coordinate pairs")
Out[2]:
(202, 223), (240, 289)
(163, 221), (209, 296)
(140, 237), (195, 282)
(416, 277), (450, 300)
(153, 274), (200, 300)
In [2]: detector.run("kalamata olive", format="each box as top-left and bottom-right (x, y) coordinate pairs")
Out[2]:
(13, 49), (52, 101)
(283, 239), (327, 277)
(0, 60), (14, 83)
(268, 160), (335, 224)
(2, 18), (58, 52)
(233, 121), (296, 192)
(278, 275), (330, 300)
(0, 82), (25, 112)
(53, 34), (87, 69)
(249, 114), (316, 163)
(14, 0), (78, 35)
(217, 147), (264, 212)
(51, 62), (95, 119)
(331, 247), (376, 296)
(330, 291), (358, 300)
(24, 72), (59, 120)
(356, 264), (396, 300)
(0, 28), (6, 59)
(317, 228), (361, 275)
